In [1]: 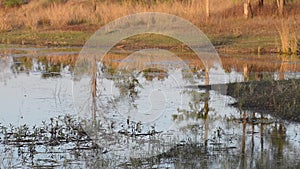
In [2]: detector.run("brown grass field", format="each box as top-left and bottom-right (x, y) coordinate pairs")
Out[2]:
(0, 0), (300, 53)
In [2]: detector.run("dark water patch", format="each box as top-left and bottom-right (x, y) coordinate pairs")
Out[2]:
(227, 79), (300, 122)
(195, 79), (300, 122)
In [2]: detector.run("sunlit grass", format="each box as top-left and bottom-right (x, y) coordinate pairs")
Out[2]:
(0, 0), (234, 31)
(0, 30), (92, 46)
(277, 20), (299, 54)
(0, 0), (299, 54)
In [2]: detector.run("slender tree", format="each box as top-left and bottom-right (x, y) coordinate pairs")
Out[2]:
(92, 56), (97, 120)
(276, 0), (285, 16)
(244, 0), (253, 19)
(92, 0), (97, 12)
(258, 0), (263, 8)
(206, 0), (210, 18)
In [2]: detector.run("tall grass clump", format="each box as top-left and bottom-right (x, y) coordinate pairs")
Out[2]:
(0, 15), (11, 31)
(0, 0), (218, 31)
(277, 20), (299, 54)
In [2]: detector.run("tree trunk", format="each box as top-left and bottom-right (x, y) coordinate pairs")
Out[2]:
(279, 55), (289, 80)
(258, 0), (263, 8)
(243, 64), (249, 81)
(92, 57), (97, 120)
(206, 0), (210, 19)
(244, 0), (253, 19)
(276, 0), (285, 16)
(92, 0), (97, 12)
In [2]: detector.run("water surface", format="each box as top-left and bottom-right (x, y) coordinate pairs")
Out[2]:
(0, 44), (300, 168)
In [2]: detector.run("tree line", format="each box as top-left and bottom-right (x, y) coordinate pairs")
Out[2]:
(242, 0), (287, 18)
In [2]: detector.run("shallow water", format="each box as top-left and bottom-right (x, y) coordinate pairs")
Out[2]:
(0, 44), (300, 168)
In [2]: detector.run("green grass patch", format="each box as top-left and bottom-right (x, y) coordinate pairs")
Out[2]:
(0, 30), (92, 46)
(121, 33), (182, 48)
(0, 29), (281, 54)
(2, 0), (27, 7)
(209, 34), (277, 53)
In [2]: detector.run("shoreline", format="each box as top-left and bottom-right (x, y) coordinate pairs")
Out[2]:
(0, 29), (287, 55)
(0, 0), (299, 55)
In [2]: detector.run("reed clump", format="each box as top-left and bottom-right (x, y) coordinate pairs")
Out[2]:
(277, 20), (299, 55)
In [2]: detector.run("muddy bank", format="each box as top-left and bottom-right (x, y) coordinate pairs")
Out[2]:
(0, 30), (290, 55)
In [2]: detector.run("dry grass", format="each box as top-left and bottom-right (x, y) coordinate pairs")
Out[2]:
(277, 20), (299, 54)
(1, 0), (300, 53)
(0, 14), (11, 30)
(0, 0), (234, 31)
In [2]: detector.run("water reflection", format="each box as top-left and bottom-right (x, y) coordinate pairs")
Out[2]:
(223, 54), (300, 82)
(0, 55), (13, 85)
(0, 45), (300, 168)
(0, 46), (77, 126)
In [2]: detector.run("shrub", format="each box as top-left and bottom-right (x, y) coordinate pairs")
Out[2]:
(2, 0), (28, 7)
(67, 18), (86, 26)
(40, 0), (68, 8)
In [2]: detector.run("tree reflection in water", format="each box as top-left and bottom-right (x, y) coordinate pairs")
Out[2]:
(1, 46), (300, 168)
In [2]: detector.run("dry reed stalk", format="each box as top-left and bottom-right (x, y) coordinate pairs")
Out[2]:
(277, 20), (298, 54)
(0, 15), (11, 31)
(290, 32), (299, 54)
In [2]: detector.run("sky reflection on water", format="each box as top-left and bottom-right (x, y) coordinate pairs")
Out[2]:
(0, 45), (300, 168)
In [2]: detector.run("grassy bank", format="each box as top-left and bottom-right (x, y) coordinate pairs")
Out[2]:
(0, 30), (92, 46)
(0, 29), (289, 54)
(0, 0), (299, 54)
